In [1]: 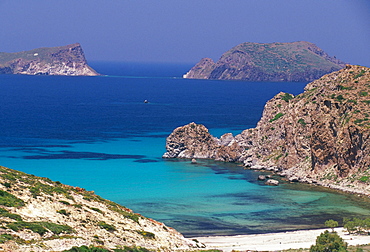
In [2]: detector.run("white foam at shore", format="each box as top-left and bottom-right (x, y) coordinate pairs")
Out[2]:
(191, 228), (370, 251)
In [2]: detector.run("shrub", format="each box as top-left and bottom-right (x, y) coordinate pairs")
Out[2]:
(136, 231), (155, 239)
(281, 93), (294, 102)
(336, 95), (345, 102)
(98, 221), (116, 232)
(354, 69), (366, 79)
(310, 230), (347, 252)
(298, 118), (307, 126)
(0, 208), (22, 221)
(359, 91), (368, 97)
(325, 219), (338, 232)
(0, 190), (25, 207)
(269, 113), (284, 122)
(59, 200), (71, 205)
(7, 221), (48, 235)
(114, 247), (153, 252)
(57, 209), (70, 216)
(7, 221), (73, 236)
(63, 245), (110, 252)
(0, 234), (13, 244)
(90, 207), (103, 214)
(359, 176), (369, 183)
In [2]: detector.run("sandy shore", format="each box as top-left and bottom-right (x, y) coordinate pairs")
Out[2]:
(192, 228), (370, 251)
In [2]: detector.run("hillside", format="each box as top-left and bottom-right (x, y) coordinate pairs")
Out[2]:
(183, 41), (346, 82)
(0, 166), (194, 251)
(165, 65), (370, 195)
(0, 43), (99, 76)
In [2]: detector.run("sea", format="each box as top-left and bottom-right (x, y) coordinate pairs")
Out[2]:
(0, 61), (370, 237)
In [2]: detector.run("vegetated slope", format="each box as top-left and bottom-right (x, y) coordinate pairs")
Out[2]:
(165, 65), (370, 195)
(0, 166), (194, 251)
(184, 41), (346, 82)
(0, 43), (99, 76)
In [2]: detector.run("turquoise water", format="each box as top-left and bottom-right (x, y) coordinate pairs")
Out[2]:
(0, 62), (369, 236)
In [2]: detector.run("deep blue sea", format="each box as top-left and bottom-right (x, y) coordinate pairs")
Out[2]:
(1, 62), (370, 237)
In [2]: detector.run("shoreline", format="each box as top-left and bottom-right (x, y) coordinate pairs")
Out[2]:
(191, 228), (370, 251)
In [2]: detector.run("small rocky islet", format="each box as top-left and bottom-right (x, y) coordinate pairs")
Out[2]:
(0, 43), (99, 76)
(164, 65), (370, 195)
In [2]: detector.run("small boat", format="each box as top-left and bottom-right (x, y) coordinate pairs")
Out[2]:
(144, 100), (149, 103)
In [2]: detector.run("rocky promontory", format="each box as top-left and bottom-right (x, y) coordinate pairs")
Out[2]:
(184, 41), (346, 82)
(166, 65), (370, 195)
(0, 43), (99, 76)
(0, 166), (194, 251)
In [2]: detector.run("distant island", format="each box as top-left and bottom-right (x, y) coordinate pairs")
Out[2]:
(184, 41), (346, 82)
(0, 43), (99, 76)
(166, 65), (370, 195)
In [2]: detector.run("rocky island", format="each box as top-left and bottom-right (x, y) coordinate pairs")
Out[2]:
(0, 43), (99, 76)
(165, 65), (370, 195)
(183, 41), (346, 82)
(0, 166), (195, 251)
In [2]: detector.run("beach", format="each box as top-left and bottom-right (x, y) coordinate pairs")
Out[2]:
(193, 228), (370, 251)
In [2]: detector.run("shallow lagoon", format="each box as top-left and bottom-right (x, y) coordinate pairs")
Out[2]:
(0, 62), (369, 236)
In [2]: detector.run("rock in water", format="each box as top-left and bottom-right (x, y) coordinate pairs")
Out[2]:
(258, 175), (266, 181)
(183, 41), (346, 82)
(0, 43), (99, 76)
(163, 122), (243, 162)
(265, 179), (279, 186)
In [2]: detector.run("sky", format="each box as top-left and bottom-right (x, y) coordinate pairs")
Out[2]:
(0, 0), (369, 66)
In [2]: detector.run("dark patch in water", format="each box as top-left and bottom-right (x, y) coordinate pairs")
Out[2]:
(22, 150), (146, 161)
(134, 159), (159, 163)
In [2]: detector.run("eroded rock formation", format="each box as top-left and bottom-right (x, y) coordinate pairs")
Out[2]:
(0, 43), (99, 76)
(163, 122), (243, 162)
(166, 65), (370, 195)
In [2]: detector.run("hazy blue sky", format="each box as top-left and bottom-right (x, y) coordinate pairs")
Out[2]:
(1, 0), (369, 66)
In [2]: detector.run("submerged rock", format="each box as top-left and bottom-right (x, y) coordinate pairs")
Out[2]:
(258, 175), (266, 181)
(265, 179), (279, 186)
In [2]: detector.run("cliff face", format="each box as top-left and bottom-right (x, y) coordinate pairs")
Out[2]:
(0, 166), (194, 251)
(165, 65), (370, 195)
(184, 41), (346, 82)
(0, 43), (99, 76)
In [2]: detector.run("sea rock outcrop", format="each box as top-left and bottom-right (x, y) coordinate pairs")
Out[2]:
(0, 166), (194, 251)
(183, 41), (346, 82)
(166, 65), (370, 195)
(0, 43), (99, 76)
(163, 122), (244, 162)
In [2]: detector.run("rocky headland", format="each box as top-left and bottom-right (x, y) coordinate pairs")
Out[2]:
(0, 43), (99, 76)
(165, 65), (370, 195)
(0, 166), (195, 251)
(183, 41), (346, 82)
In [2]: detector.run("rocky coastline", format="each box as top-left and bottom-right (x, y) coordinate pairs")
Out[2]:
(0, 43), (99, 76)
(165, 65), (370, 196)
